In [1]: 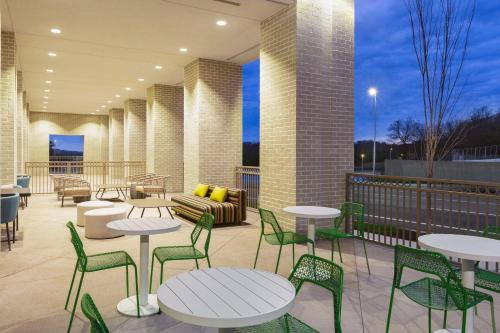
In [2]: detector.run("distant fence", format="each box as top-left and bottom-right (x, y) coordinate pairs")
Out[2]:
(452, 144), (500, 161)
(26, 161), (146, 193)
(235, 166), (260, 210)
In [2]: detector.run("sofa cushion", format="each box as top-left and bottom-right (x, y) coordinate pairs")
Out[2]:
(172, 194), (239, 224)
(193, 184), (209, 197)
(210, 187), (228, 203)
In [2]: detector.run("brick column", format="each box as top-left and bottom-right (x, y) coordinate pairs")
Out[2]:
(146, 84), (184, 192)
(124, 99), (146, 161)
(260, 0), (354, 232)
(17, 70), (24, 173)
(1, 31), (17, 184)
(108, 108), (124, 161)
(183, 59), (242, 192)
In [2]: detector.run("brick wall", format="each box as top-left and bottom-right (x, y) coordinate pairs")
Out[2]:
(108, 108), (124, 161)
(184, 58), (242, 192)
(146, 84), (184, 192)
(29, 111), (109, 161)
(16, 70), (24, 173)
(1, 31), (17, 184)
(260, 1), (354, 232)
(124, 99), (146, 161)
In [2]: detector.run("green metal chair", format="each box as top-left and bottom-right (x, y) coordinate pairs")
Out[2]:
(80, 293), (109, 333)
(386, 245), (496, 333)
(254, 208), (315, 274)
(238, 254), (344, 333)
(149, 212), (215, 292)
(474, 227), (500, 293)
(316, 202), (370, 275)
(65, 222), (139, 333)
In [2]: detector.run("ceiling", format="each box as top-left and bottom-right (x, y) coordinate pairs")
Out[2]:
(1, 0), (292, 114)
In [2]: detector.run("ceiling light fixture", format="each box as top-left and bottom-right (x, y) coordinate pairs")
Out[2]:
(43, 106), (47, 108)
(154, 65), (163, 70)
(44, 89), (50, 92)
(179, 48), (188, 52)
(43, 101), (48, 104)
(137, 78), (144, 82)
(46, 69), (54, 73)
(96, 109), (100, 112)
(125, 87), (131, 91)
(91, 113), (95, 115)
(216, 20), (227, 26)
(43, 96), (48, 99)
(45, 80), (52, 84)
(107, 100), (112, 103)
(50, 28), (61, 34)
(115, 94), (121, 98)
(101, 105), (106, 107)
(48, 52), (57, 57)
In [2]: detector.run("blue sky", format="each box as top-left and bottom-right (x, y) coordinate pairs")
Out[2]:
(50, 134), (84, 152)
(243, 0), (500, 142)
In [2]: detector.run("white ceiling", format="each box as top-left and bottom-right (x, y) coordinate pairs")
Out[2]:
(1, 0), (292, 114)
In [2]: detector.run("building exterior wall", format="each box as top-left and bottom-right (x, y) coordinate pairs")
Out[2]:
(1, 31), (17, 184)
(29, 111), (109, 162)
(183, 58), (242, 192)
(146, 84), (184, 192)
(124, 99), (146, 161)
(108, 108), (124, 161)
(260, 0), (354, 232)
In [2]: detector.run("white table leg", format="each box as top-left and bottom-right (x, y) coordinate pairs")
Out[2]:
(307, 218), (315, 254)
(218, 328), (234, 333)
(117, 234), (159, 316)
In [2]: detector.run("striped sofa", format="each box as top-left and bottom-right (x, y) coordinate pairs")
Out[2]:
(171, 186), (247, 225)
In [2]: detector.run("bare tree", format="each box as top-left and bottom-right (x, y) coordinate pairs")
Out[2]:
(387, 117), (421, 144)
(405, 0), (476, 178)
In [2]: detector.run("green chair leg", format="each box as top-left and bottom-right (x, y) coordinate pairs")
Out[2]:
(67, 271), (85, 333)
(443, 310), (448, 329)
(195, 259), (199, 269)
(133, 264), (140, 318)
(126, 264), (129, 297)
(331, 239), (335, 262)
(336, 238), (343, 263)
(275, 244), (283, 274)
(428, 308), (432, 333)
(160, 263), (165, 285)
(65, 262), (78, 310)
(292, 243), (295, 266)
(149, 255), (155, 294)
(362, 239), (371, 275)
(385, 286), (396, 333)
(462, 310), (467, 333)
(253, 234), (263, 269)
(206, 255), (212, 268)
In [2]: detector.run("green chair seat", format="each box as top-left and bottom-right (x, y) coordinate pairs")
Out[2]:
(84, 251), (135, 272)
(153, 245), (205, 262)
(475, 268), (500, 293)
(400, 277), (492, 311)
(316, 228), (353, 239)
(238, 313), (319, 333)
(264, 231), (311, 245)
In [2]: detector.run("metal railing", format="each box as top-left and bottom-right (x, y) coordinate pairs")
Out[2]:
(452, 144), (500, 161)
(346, 173), (500, 271)
(26, 161), (146, 193)
(235, 166), (260, 210)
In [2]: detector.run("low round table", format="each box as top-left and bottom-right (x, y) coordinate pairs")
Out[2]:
(107, 217), (182, 316)
(84, 207), (126, 239)
(126, 198), (180, 219)
(419, 234), (500, 333)
(76, 200), (114, 227)
(157, 267), (296, 332)
(283, 206), (341, 254)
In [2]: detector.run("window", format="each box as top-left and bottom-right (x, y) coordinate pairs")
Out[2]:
(242, 59), (260, 166)
(49, 135), (84, 174)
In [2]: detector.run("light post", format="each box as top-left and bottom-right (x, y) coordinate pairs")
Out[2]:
(361, 154), (365, 172)
(368, 87), (377, 174)
(390, 147), (393, 160)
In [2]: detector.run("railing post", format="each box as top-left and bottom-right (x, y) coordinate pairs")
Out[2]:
(416, 180), (421, 243)
(345, 173), (352, 233)
(102, 162), (107, 185)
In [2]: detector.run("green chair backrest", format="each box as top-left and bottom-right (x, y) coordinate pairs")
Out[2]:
(289, 254), (344, 333)
(191, 213), (214, 255)
(66, 222), (88, 270)
(393, 245), (467, 309)
(81, 293), (109, 333)
(334, 202), (365, 237)
(483, 226), (500, 240)
(258, 208), (284, 242)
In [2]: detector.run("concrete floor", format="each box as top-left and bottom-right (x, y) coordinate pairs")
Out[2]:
(0, 194), (498, 333)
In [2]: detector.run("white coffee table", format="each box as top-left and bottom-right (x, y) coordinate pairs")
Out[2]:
(107, 217), (181, 316)
(283, 206), (341, 254)
(157, 267), (296, 332)
(419, 234), (500, 333)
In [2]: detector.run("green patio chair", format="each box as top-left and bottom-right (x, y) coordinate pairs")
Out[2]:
(65, 222), (139, 333)
(254, 208), (315, 274)
(238, 254), (344, 333)
(149, 212), (214, 292)
(316, 202), (370, 275)
(386, 245), (496, 333)
(80, 293), (109, 333)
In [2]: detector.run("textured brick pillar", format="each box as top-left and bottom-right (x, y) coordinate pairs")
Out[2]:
(183, 59), (242, 192)
(146, 84), (183, 192)
(260, 0), (354, 232)
(108, 108), (124, 161)
(16, 70), (24, 173)
(124, 99), (146, 161)
(1, 31), (17, 184)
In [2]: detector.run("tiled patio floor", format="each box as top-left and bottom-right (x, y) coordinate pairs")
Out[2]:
(1, 195), (498, 332)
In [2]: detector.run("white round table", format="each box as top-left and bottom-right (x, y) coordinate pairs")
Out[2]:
(283, 206), (341, 254)
(157, 267), (296, 332)
(107, 217), (181, 316)
(419, 234), (500, 333)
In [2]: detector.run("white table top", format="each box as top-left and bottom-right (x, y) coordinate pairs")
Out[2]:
(283, 206), (341, 219)
(85, 207), (126, 217)
(157, 267), (296, 328)
(419, 234), (500, 262)
(77, 200), (113, 207)
(107, 217), (181, 235)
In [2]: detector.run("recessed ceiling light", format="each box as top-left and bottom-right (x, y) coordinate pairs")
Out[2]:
(107, 100), (112, 103)
(43, 96), (49, 99)
(179, 48), (188, 52)
(44, 89), (50, 92)
(46, 69), (54, 73)
(216, 20), (227, 26)
(96, 109), (100, 112)
(154, 65), (163, 70)
(101, 105), (106, 107)
(50, 28), (61, 34)
(115, 94), (121, 98)
(91, 112), (96, 115)
(45, 80), (52, 84)
(125, 87), (131, 91)
(137, 78), (144, 82)
(43, 101), (48, 104)
(48, 52), (57, 57)
(43, 106), (47, 109)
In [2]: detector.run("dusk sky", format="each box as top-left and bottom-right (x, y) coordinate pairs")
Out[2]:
(50, 134), (84, 152)
(243, 0), (500, 143)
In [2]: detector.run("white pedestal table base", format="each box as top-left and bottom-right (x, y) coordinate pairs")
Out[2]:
(117, 294), (159, 316)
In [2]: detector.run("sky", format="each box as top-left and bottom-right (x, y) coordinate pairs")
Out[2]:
(242, 0), (500, 143)
(50, 134), (84, 152)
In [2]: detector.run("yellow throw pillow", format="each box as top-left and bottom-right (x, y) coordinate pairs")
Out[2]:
(193, 184), (209, 197)
(210, 187), (228, 203)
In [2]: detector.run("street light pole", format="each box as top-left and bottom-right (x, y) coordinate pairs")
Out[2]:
(390, 147), (393, 160)
(361, 154), (365, 172)
(368, 87), (378, 174)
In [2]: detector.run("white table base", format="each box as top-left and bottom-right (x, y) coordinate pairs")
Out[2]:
(307, 218), (315, 254)
(117, 294), (159, 316)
